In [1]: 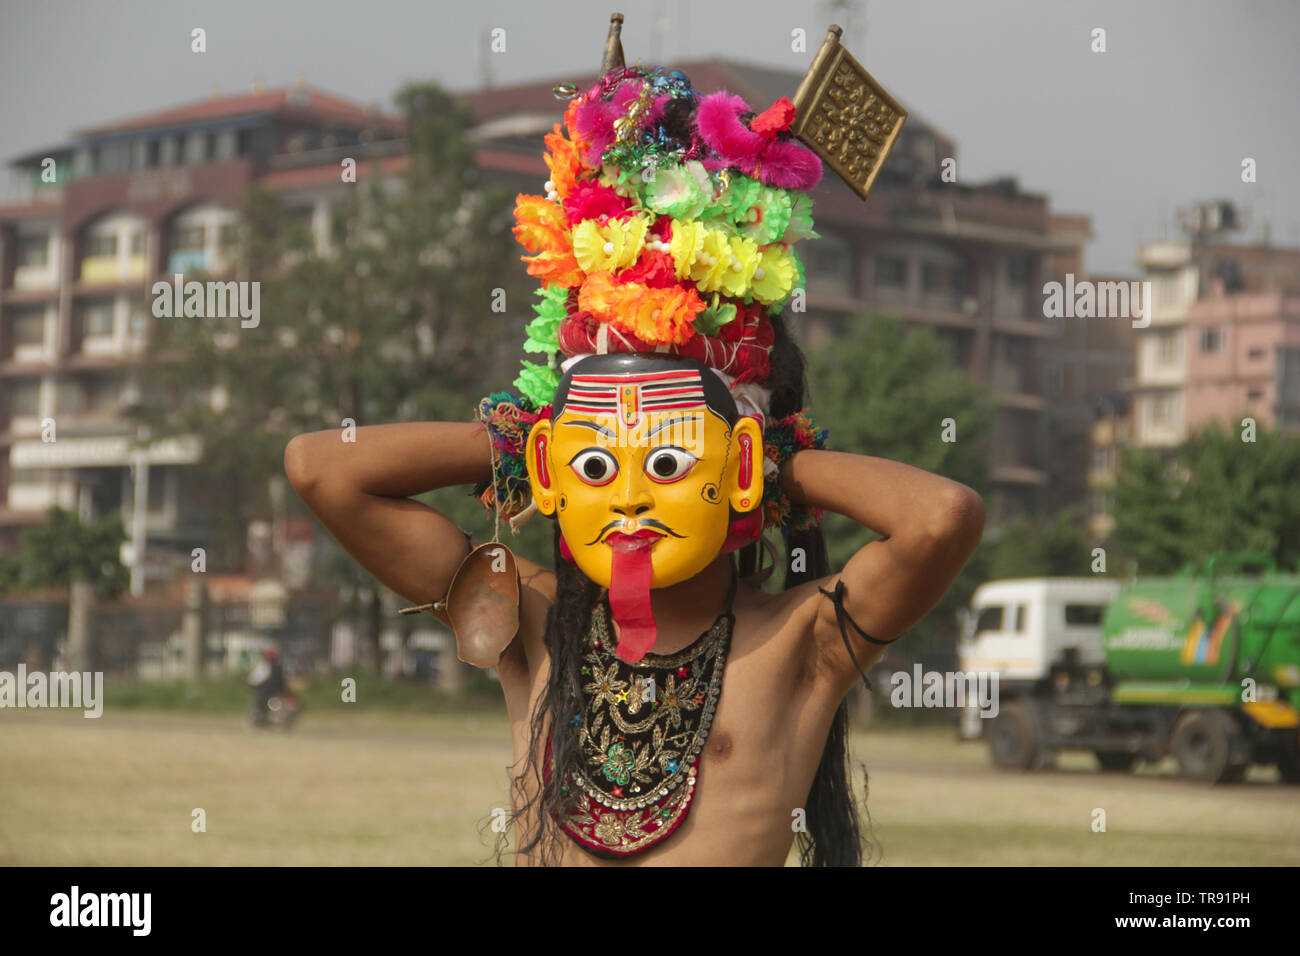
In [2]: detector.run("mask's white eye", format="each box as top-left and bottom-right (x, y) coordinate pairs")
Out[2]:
(644, 446), (698, 483)
(569, 449), (618, 486)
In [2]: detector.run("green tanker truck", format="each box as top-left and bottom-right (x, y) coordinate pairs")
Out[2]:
(966, 553), (1300, 783)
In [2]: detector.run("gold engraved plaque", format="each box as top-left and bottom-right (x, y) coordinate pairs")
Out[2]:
(791, 25), (908, 202)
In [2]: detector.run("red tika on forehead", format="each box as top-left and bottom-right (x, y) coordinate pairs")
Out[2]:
(564, 369), (706, 427)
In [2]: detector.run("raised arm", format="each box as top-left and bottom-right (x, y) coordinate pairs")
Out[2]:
(283, 422), (496, 618)
(782, 449), (985, 691)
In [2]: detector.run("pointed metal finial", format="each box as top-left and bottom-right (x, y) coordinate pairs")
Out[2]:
(601, 12), (626, 75)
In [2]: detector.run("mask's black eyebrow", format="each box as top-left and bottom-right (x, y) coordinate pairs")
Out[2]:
(647, 414), (701, 437)
(563, 419), (617, 438)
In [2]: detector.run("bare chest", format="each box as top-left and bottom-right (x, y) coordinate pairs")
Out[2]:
(511, 625), (841, 866)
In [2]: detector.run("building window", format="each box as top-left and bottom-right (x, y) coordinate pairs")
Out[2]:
(17, 233), (50, 267)
(9, 378), (41, 416)
(148, 466), (169, 513)
(218, 223), (240, 250)
(183, 131), (208, 164)
(98, 141), (131, 174)
(1278, 349), (1300, 405)
(875, 254), (908, 288)
(1247, 388), (1263, 402)
(55, 378), (83, 414)
(1247, 346), (1265, 361)
(1007, 254), (1030, 288)
(922, 260), (965, 294)
(85, 374), (121, 412)
(1199, 328), (1222, 353)
(159, 137), (178, 166)
(82, 300), (115, 338)
(214, 129), (238, 161)
(1046, 360), (1062, 397)
(803, 231), (853, 295)
(1151, 268), (1181, 306)
(12, 307), (46, 346)
(85, 233), (118, 258)
(1157, 330), (1181, 363)
(131, 231), (148, 256)
(1151, 393), (1179, 424)
(173, 225), (206, 251)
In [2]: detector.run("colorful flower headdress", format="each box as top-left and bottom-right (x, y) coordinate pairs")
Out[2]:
(475, 16), (906, 537)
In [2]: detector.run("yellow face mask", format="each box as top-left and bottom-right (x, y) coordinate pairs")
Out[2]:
(525, 354), (762, 659)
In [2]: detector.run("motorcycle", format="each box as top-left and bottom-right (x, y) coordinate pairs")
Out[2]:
(248, 692), (301, 731)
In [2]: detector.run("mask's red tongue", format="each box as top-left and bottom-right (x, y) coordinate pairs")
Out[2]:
(608, 543), (657, 663)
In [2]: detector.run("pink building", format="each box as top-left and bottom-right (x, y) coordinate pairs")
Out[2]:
(1185, 289), (1300, 432)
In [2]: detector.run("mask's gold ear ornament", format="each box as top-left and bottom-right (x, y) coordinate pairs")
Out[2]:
(399, 542), (521, 668)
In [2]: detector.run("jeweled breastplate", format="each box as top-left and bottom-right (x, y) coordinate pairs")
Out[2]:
(553, 595), (732, 857)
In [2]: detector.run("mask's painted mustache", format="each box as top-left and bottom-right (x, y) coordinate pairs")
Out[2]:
(586, 518), (685, 546)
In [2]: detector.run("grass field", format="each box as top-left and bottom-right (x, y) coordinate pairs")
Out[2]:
(2, 709), (1297, 866)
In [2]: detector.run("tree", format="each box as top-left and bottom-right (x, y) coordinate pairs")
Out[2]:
(983, 506), (1094, 579)
(11, 507), (128, 673)
(18, 506), (129, 599)
(1109, 423), (1300, 575)
(133, 81), (526, 668)
(806, 313), (997, 669)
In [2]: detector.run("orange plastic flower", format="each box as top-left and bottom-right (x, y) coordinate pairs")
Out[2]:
(513, 194), (570, 255)
(544, 124), (584, 202)
(523, 249), (584, 289)
(564, 98), (586, 150)
(577, 273), (705, 346)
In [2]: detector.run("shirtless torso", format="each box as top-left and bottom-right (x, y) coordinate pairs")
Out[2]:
(498, 554), (857, 866)
(283, 420), (985, 866)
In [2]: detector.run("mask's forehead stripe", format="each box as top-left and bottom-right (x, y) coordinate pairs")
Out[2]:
(573, 370), (701, 385)
(563, 370), (707, 417)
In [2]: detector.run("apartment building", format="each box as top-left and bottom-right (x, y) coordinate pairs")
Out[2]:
(1132, 219), (1300, 448)
(0, 83), (405, 587)
(1185, 289), (1300, 433)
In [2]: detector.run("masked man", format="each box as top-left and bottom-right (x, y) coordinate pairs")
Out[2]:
(285, 32), (984, 865)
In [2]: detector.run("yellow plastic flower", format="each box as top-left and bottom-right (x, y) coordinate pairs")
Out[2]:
(688, 228), (734, 293)
(718, 235), (760, 298)
(572, 216), (648, 274)
(668, 219), (707, 281)
(750, 245), (796, 304)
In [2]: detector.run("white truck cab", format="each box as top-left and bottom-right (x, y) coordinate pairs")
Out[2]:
(957, 578), (1119, 739)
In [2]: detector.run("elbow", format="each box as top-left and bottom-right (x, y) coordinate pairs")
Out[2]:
(283, 434), (319, 500)
(925, 484), (985, 556)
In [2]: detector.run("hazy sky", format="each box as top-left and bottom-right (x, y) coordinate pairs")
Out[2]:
(1, 0), (1296, 275)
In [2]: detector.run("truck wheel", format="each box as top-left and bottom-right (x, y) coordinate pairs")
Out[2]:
(1170, 710), (1245, 784)
(1277, 745), (1300, 784)
(989, 702), (1040, 770)
(1095, 752), (1137, 773)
